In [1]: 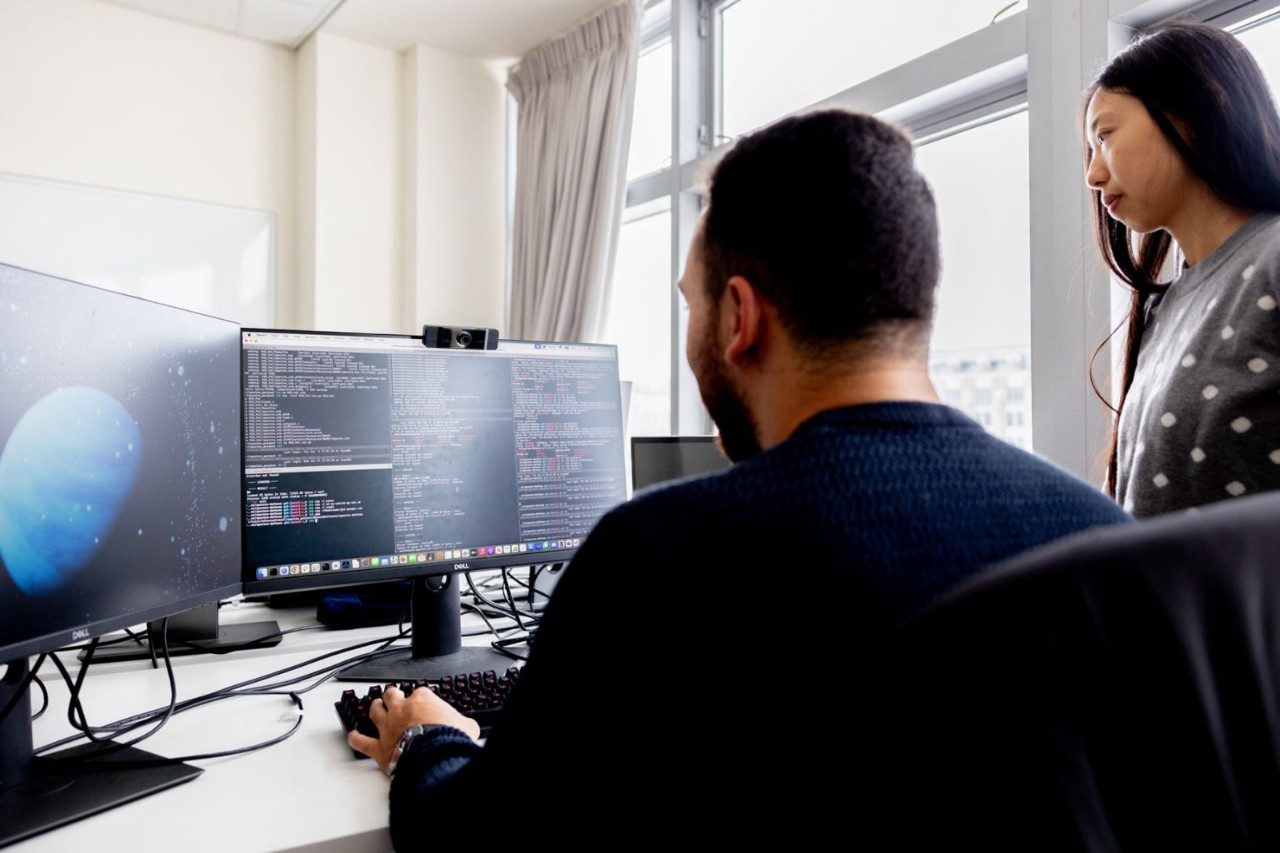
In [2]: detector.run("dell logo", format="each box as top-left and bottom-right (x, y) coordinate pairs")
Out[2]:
(71, 628), (90, 641)
(455, 562), (470, 570)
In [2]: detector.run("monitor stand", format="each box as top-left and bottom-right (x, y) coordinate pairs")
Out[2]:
(337, 574), (517, 681)
(80, 603), (281, 664)
(0, 659), (202, 847)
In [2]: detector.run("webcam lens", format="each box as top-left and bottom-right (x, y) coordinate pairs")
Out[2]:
(456, 331), (473, 347)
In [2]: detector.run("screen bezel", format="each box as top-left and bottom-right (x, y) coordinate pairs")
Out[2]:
(239, 327), (625, 594)
(0, 263), (243, 665)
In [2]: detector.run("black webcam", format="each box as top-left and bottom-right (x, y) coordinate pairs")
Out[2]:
(422, 324), (499, 350)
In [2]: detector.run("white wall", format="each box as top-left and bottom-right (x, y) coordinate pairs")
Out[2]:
(403, 46), (508, 332)
(296, 35), (318, 329)
(0, 0), (297, 324)
(301, 32), (404, 333)
(0, 0), (509, 337)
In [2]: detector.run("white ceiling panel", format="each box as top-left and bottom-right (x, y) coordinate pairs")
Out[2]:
(101, 0), (240, 32)
(97, 0), (620, 56)
(322, 0), (618, 59)
(97, 0), (343, 47)
(237, 0), (333, 46)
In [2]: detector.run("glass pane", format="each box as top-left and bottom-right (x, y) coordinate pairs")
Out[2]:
(916, 112), (1032, 449)
(720, 0), (1020, 138)
(600, 204), (673, 436)
(626, 41), (673, 180)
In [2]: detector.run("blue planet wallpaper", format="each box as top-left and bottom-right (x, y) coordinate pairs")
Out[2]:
(0, 263), (242, 659)
(0, 387), (141, 594)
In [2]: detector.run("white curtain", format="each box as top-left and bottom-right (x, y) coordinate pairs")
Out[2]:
(507, 0), (641, 342)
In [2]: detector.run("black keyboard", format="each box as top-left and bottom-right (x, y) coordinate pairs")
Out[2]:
(335, 667), (522, 757)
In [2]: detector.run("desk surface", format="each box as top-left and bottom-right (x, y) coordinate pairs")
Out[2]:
(13, 600), (503, 853)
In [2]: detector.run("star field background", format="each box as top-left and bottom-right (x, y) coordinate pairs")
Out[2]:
(0, 263), (241, 657)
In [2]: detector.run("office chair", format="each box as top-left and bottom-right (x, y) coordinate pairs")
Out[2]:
(860, 493), (1280, 851)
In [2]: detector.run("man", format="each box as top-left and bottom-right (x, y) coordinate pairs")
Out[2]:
(352, 109), (1130, 841)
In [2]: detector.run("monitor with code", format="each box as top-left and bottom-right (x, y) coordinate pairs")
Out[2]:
(240, 330), (628, 592)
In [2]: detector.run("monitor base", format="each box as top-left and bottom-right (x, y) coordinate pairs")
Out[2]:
(336, 575), (521, 681)
(337, 645), (519, 682)
(82, 604), (281, 663)
(0, 743), (200, 847)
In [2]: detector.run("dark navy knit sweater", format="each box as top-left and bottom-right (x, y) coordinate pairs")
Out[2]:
(389, 403), (1130, 843)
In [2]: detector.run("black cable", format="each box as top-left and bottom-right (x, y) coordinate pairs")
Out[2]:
(461, 600), (535, 639)
(41, 645), (379, 755)
(465, 572), (540, 630)
(111, 632), (410, 738)
(490, 634), (532, 662)
(499, 563), (545, 617)
(30, 673), (48, 720)
(35, 625), (413, 755)
(463, 573), (497, 612)
(229, 639), (410, 696)
(42, 619), (180, 762)
(460, 600), (505, 639)
(469, 570), (508, 592)
(60, 693), (308, 768)
(504, 569), (536, 596)
(36, 596), (528, 766)
(35, 608), (517, 767)
(156, 692), (304, 763)
(65, 638), (100, 733)
(500, 570), (528, 631)
(0, 654), (46, 727)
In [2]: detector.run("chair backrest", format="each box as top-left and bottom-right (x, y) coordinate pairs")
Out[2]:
(861, 494), (1280, 851)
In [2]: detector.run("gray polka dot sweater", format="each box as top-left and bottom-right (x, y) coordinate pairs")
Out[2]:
(1117, 213), (1280, 517)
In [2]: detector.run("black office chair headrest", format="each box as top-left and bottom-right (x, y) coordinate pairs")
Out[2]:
(863, 493), (1280, 852)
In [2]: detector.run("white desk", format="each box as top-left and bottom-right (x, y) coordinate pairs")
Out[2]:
(13, 600), (500, 853)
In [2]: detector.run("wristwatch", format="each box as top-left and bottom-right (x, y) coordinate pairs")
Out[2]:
(385, 724), (429, 778)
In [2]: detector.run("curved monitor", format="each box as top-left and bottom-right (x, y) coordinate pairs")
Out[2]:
(240, 329), (628, 593)
(0, 263), (242, 664)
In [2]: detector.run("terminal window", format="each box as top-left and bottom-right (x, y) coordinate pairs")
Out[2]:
(242, 333), (627, 575)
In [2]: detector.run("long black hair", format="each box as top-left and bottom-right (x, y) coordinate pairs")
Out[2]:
(1085, 20), (1280, 493)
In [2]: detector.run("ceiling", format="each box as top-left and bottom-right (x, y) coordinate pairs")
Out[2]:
(97, 0), (620, 57)
(324, 0), (617, 58)
(100, 0), (343, 49)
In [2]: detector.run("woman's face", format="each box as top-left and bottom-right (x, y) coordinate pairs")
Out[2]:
(1085, 88), (1197, 233)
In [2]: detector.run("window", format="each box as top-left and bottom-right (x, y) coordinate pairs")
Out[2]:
(596, 0), (1258, 478)
(599, 200), (672, 436)
(718, 0), (1022, 137)
(916, 110), (1032, 449)
(1234, 14), (1280, 93)
(626, 40), (673, 180)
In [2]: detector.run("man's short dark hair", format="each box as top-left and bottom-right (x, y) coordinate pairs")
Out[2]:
(702, 109), (940, 359)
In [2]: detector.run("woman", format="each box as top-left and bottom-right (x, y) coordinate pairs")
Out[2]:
(1085, 21), (1280, 517)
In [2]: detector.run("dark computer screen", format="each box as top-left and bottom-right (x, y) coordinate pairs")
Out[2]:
(241, 330), (628, 591)
(631, 436), (730, 492)
(0, 263), (242, 663)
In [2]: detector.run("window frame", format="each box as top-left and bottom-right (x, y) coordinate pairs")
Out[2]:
(612, 0), (1280, 479)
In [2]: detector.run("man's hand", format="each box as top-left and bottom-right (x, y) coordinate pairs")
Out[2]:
(347, 685), (482, 774)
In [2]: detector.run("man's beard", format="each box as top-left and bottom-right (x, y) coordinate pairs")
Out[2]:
(691, 329), (763, 463)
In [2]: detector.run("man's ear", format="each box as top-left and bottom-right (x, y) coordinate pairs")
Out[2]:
(721, 275), (765, 366)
